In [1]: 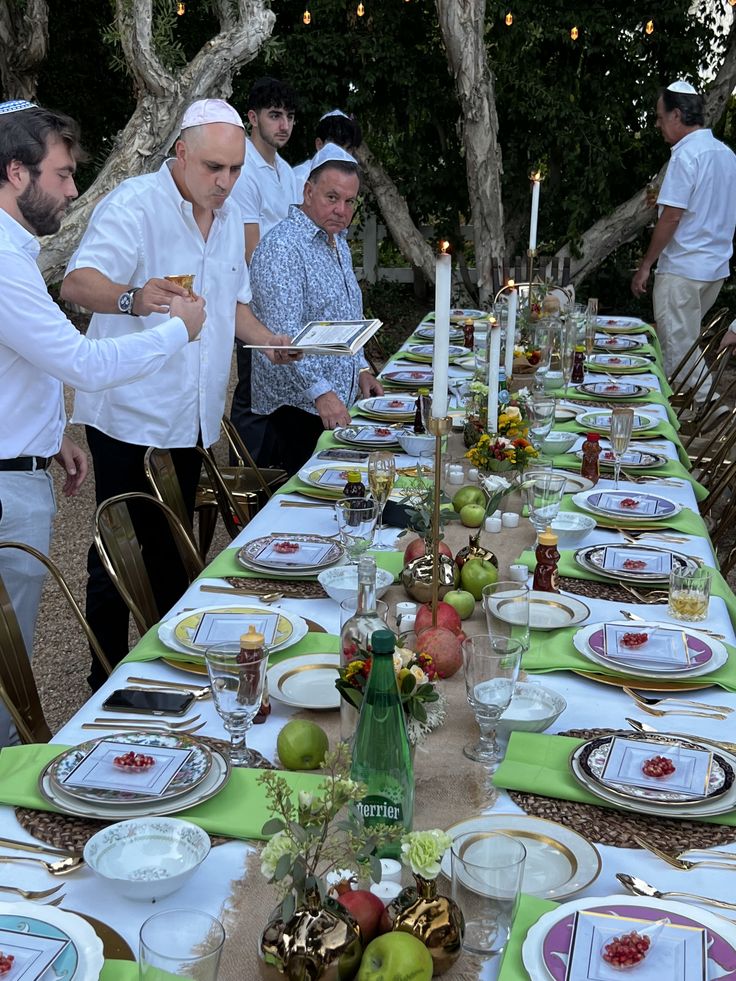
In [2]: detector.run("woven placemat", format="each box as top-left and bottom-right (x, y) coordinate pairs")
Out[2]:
(224, 576), (328, 599)
(559, 575), (655, 604)
(14, 736), (242, 852)
(507, 728), (736, 851)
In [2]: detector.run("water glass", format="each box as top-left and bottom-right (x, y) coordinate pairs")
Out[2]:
(451, 833), (526, 957)
(334, 498), (379, 562)
(668, 567), (713, 622)
(139, 909), (225, 981)
(524, 474), (566, 539)
(368, 451), (396, 550)
(526, 396), (556, 458)
(461, 635), (522, 767)
(482, 582), (530, 653)
(205, 642), (268, 767)
(610, 407), (635, 489)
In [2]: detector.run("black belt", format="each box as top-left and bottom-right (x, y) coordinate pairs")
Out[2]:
(0, 456), (51, 472)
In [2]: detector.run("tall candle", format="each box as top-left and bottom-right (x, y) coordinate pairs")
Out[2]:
(504, 289), (518, 378)
(487, 320), (502, 434)
(529, 175), (541, 251)
(432, 252), (452, 418)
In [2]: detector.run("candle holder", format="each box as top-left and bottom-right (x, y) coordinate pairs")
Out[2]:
(527, 247), (538, 322)
(426, 415), (453, 627)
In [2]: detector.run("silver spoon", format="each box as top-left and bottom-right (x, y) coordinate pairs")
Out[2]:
(616, 873), (736, 912)
(626, 717), (736, 755)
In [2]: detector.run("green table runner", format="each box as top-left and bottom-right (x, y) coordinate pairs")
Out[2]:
(493, 731), (736, 827)
(201, 546), (404, 582)
(0, 744), (323, 841)
(497, 893), (558, 981)
(101, 963), (137, 981)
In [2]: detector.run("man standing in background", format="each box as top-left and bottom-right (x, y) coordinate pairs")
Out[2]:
(293, 109), (362, 202)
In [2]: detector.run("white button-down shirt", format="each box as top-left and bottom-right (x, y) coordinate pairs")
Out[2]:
(0, 209), (188, 459)
(229, 138), (298, 238)
(68, 161), (251, 449)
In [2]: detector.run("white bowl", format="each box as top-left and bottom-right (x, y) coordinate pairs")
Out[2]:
(543, 370), (563, 393)
(497, 682), (567, 735)
(83, 817), (210, 902)
(318, 565), (394, 604)
(550, 512), (597, 549)
(396, 430), (435, 457)
(540, 431), (577, 456)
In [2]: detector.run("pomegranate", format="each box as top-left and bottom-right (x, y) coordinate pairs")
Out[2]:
(414, 601), (463, 638)
(403, 537), (453, 566)
(415, 626), (463, 678)
(334, 884), (385, 942)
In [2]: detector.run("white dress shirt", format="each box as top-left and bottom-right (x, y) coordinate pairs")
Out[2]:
(229, 138), (298, 238)
(292, 158), (311, 204)
(0, 209), (188, 459)
(69, 161), (251, 449)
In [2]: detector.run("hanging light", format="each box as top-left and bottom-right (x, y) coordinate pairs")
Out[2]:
(570, 25), (579, 40)
(645, 19), (654, 34)
(357, 1), (364, 15)
(303, 7), (311, 23)
(505, 11), (513, 26)
(176, 0), (185, 13)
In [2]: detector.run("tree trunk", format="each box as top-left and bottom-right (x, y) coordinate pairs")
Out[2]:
(0, 0), (48, 101)
(435, 0), (505, 307)
(38, 0), (275, 283)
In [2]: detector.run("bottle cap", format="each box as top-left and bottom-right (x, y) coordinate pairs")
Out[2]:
(240, 624), (265, 649)
(464, 317), (473, 325)
(371, 629), (396, 655)
(575, 344), (584, 353)
(585, 432), (600, 442)
(346, 470), (362, 483)
(417, 387), (430, 396)
(538, 525), (558, 546)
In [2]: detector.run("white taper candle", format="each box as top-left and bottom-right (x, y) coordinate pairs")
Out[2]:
(432, 252), (452, 418)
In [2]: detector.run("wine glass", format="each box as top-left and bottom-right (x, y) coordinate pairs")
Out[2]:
(526, 396), (556, 462)
(205, 642), (269, 767)
(334, 497), (379, 562)
(531, 321), (554, 394)
(609, 407), (635, 489)
(461, 635), (522, 768)
(560, 318), (576, 397)
(367, 451), (396, 549)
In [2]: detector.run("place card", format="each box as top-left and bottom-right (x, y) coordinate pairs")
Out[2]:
(589, 492), (663, 516)
(348, 427), (396, 442)
(61, 740), (192, 796)
(0, 927), (70, 981)
(600, 623), (690, 669)
(600, 546), (673, 576)
(193, 610), (280, 647)
(589, 355), (639, 367)
(253, 538), (336, 566)
(566, 910), (706, 981)
(600, 737), (712, 798)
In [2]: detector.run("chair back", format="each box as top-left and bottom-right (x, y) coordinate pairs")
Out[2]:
(490, 255), (572, 299)
(195, 446), (250, 537)
(94, 493), (204, 635)
(668, 307), (730, 399)
(143, 446), (192, 532)
(221, 416), (277, 497)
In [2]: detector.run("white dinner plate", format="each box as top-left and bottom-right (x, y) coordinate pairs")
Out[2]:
(267, 654), (341, 710)
(440, 815), (601, 901)
(333, 424), (400, 448)
(354, 395), (416, 420)
(523, 470), (594, 494)
(528, 592), (590, 630)
(574, 542), (698, 583)
(0, 901), (104, 981)
(586, 353), (652, 372)
(575, 409), (657, 433)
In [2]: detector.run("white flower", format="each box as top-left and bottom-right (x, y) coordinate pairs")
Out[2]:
(400, 829), (453, 879)
(397, 646), (414, 667)
(409, 665), (428, 685)
(260, 832), (297, 880)
(393, 652), (403, 673)
(481, 473), (511, 496)
(298, 790), (314, 810)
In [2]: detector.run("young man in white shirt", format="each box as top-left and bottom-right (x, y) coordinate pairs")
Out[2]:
(293, 109), (362, 203)
(631, 80), (736, 395)
(60, 99), (294, 684)
(0, 100), (205, 741)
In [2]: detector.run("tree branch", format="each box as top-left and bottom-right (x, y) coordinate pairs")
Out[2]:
(0, 0), (48, 101)
(116, 0), (172, 98)
(704, 14), (736, 128)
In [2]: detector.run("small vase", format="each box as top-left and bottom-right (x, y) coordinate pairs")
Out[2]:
(392, 874), (464, 975)
(260, 891), (363, 981)
(454, 531), (497, 570)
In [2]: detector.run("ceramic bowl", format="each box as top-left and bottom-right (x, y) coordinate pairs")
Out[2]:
(396, 430), (435, 457)
(497, 682), (567, 736)
(318, 565), (394, 604)
(540, 431), (577, 456)
(543, 370), (563, 393)
(550, 512), (597, 549)
(83, 817), (210, 901)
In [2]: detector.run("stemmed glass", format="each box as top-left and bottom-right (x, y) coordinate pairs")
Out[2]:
(482, 581), (530, 654)
(334, 498), (379, 562)
(560, 317), (576, 397)
(526, 396), (556, 463)
(367, 451), (396, 549)
(609, 407), (635, 489)
(531, 322), (554, 394)
(525, 474), (566, 543)
(462, 635), (522, 768)
(205, 642), (269, 767)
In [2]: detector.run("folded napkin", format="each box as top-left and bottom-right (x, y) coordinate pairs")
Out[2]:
(498, 893), (558, 981)
(101, 963), (137, 981)
(558, 494), (708, 536)
(201, 546), (404, 582)
(0, 744), (324, 841)
(493, 731), (736, 827)
(548, 455), (706, 502)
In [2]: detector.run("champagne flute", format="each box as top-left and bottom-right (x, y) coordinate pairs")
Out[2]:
(610, 407), (635, 489)
(368, 451), (396, 549)
(560, 318), (576, 397)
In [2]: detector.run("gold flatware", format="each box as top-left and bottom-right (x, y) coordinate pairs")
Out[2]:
(0, 854), (83, 876)
(125, 676), (209, 692)
(116, 683), (212, 701)
(621, 471), (684, 487)
(614, 527), (688, 543)
(619, 609), (719, 637)
(637, 703), (726, 721)
(679, 847), (736, 861)
(632, 835), (736, 872)
(0, 883), (63, 899)
(199, 585), (287, 602)
(616, 873), (736, 911)
(622, 685), (733, 715)
(621, 583), (668, 604)
(279, 501), (335, 509)
(81, 720), (206, 735)
(0, 837), (78, 857)
(91, 714), (201, 728)
(43, 895), (66, 907)
(625, 717), (736, 755)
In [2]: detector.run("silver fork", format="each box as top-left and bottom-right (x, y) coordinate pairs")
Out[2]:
(90, 714), (201, 728)
(125, 676), (210, 695)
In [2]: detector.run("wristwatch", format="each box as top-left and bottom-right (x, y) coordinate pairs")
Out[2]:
(117, 287), (141, 316)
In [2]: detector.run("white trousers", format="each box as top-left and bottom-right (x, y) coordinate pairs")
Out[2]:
(653, 271), (725, 399)
(0, 468), (56, 745)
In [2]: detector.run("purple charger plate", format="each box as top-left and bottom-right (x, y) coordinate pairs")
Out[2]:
(588, 626), (713, 672)
(586, 492), (677, 518)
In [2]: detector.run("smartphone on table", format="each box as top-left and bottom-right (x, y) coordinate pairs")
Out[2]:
(101, 688), (195, 716)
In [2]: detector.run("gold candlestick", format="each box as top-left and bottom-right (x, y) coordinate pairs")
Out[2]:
(426, 416), (453, 627)
(527, 247), (537, 318)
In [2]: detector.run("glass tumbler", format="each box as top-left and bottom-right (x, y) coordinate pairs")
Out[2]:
(139, 909), (224, 981)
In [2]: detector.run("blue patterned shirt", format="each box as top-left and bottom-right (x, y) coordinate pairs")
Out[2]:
(249, 205), (366, 416)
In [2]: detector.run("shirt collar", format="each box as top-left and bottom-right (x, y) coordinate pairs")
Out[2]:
(0, 207), (40, 258)
(158, 159), (233, 222)
(246, 137), (285, 173)
(288, 203), (347, 244)
(671, 127), (710, 152)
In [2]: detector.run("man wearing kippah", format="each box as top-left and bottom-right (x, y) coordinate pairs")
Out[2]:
(0, 99), (206, 742)
(293, 109), (363, 203)
(249, 144), (383, 475)
(61, 98), (294, 685)
(631, 80), (736, 400)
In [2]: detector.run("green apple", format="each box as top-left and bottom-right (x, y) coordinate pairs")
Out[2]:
(443, 589), (476, 620)
(461, 557), (499, 600)
(452, 485), (485, 513)
(276, 720), (328, 770)
(357, 932), (433, 981)
(460, 503), (485, 528)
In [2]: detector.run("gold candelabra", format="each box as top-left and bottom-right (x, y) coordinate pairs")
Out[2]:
(426, 415), (453, 628)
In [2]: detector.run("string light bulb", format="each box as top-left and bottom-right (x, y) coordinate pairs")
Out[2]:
(645, 19), (654, 34)
(357, 1), (364, 15)
(176, 0), (185, 13)
(303, 7), (311, 23)
(570, 25), (579, 40)
(505, 11), (513, 26)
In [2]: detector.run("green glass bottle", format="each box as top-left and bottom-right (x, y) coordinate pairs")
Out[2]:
(350, 629), (414, 857)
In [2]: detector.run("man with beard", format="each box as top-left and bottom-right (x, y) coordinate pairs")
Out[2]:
(0, 100), (205, 743)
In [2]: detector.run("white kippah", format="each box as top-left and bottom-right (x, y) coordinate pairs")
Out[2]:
(309, 143), (358, 175)
(667, 79), (698, 95)
(181, 99), (244, 131)
(0, 100), (37, 115)
(319, 108), (350, 122)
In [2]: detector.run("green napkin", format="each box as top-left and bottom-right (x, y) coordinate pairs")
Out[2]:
(549, 454), (707, 502)
(493, 731), (736, 827)
(101, 962), (138, 981)
(201, 546), (404, 582)
(558, 494), (708, 536)
(498, 893), (558, 981)
(121, 625), (340, 668)
(0, 744), (324, 841)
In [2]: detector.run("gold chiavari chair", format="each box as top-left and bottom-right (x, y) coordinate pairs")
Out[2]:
(668, 307), (731, 416)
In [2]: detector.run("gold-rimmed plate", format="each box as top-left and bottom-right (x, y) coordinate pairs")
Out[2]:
(439, 815), (601, 900)
(267, 654), (340, 710)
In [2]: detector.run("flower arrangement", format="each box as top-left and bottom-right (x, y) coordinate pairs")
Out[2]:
(400, 829), (452, 880)
(336, 646), (447, 744)
(466, 431), (538, 476)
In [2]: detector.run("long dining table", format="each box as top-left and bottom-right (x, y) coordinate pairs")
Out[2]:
(0, 310), (735, 981)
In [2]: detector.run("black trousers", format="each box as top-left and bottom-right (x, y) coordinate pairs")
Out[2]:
(230, 345), (269, 465)
(260, 405), (326, 477)
(85, 426), (202, 690)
